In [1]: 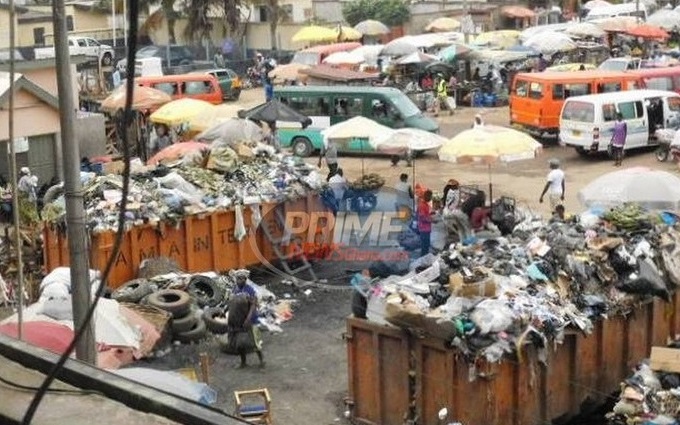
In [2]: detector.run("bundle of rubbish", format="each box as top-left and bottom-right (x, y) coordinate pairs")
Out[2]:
(110, 258), (296, 345)
(606, 343), (680, 425)
(365, 205), (680, 366)
(41, 145), (324, 232)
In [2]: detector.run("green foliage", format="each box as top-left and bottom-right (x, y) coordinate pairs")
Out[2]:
(342, 0), (409, 27)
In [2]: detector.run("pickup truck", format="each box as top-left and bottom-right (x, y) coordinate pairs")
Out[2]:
(35, 36), (115, 66)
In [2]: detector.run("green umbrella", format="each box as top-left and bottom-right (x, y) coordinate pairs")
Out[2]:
(438, 43), (472, 62)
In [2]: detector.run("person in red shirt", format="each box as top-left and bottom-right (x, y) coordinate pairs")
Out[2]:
(417, 190), (433, 256)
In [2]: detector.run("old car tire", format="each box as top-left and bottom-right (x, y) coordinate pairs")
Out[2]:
(171, 308), (198, 334)
(187, 275), (223, 308)
(292, 137), (313, 157)
(147, 289), (192, 317)
(203, 307), (230, 334)
(43, 184), (64, 204)
(101, 52), (113, 66)
(174, 318), (207, 344)
(111, 279), (153, 303)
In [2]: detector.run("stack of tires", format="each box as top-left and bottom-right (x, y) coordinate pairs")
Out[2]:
(147, 289), (207, 344)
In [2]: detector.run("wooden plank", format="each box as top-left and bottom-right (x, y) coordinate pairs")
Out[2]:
(601, 316), (626, 392)
(650, 347), (680, 373)
(513, 347), (542, 425)
(574, 327), (602, 409)
(378, 331), (410, 425)
(544, 337), (576, 420)
(626, 307), (651, 371)
(416, 340), (453, 425)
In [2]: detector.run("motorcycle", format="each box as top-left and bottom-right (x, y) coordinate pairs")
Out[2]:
(654, 127), (680, 162)
(243, 67), (263, 89)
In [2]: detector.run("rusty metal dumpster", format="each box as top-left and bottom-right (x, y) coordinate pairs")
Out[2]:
(43, 194), (327, 288)
(346, 295), (680, 425)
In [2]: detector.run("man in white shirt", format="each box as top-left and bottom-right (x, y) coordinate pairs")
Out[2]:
(328, 168), (348, 210)
(539, 158), (565, 211)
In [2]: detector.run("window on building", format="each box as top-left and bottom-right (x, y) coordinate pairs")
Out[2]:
(258, 6), (268, 22)
(33, 27), (45, 46)
(66, 15), (74, 31)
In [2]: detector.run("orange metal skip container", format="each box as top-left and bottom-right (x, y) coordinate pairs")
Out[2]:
(346, 296), (680, 425)
(43, 194), (328, 288)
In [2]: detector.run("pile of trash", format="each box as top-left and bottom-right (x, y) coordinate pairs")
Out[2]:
(606, 346), (680, 425)
(42, 149), (324, 232)
(366, 208), (680, 365)
(111, 259), (296, 344)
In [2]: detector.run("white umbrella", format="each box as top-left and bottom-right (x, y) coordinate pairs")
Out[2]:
(578, 166), (680, 210)
(519, 23), (570, 41)
(647, 9), (680, 31)
(564, 22), (606, 38)
(322, 116), (395, 174)
(354, 19), (391, 36)
(524, 31), (578, 54)
(196, 117), (263, 144)
(351, 44), (385, 64)
(592, 16), (639, 32)
(395, 51), (437, 65)
(323, 51), (365, 65)
(381, 37), (419, 56)
(582, 0), (611, 9)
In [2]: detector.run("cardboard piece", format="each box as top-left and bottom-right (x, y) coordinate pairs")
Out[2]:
(650, 346), (680, 373)
(448, 272), (497, 298)
(102, 160), (124, 175)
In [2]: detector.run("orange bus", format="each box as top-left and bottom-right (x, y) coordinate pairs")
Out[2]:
(627, 67), (680, 94)
(509, 71), (638, 138)
(291, 42), (362, 66)
(135, 74), (224, 105)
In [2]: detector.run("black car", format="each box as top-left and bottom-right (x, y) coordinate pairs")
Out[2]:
(116, 45), (194, 72)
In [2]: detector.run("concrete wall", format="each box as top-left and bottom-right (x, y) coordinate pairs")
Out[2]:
(0, 9), (19, 50)
(75, 111), (107, 158)
(245, 23), (309, 50)
(147, 17), (233, 48)
(311, 0), (346, 23)
(0, 89), (61, 141)
(21, 65), (79, 111)
(407, 3), (498, 35)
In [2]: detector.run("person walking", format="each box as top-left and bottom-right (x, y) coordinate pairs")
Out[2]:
(539, 158), (565, 211)
(319, 138), (339, 181)
(610, 112), (627, 166)
(229, 269), (265, 368)
(328, 168), (348, 211)
(434, 74), (448, 117)
(394, 173), (414, 218)
(417, 190), (433, 257)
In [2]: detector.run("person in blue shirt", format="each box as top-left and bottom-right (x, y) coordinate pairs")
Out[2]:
(231, 269), (265, 368)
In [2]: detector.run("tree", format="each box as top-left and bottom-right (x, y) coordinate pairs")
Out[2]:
(342, 0), (410, 27)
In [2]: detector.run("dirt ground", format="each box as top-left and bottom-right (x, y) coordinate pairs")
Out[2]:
(144, 88), (676, 424)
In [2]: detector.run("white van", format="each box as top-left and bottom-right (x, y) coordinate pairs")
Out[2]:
(559, 90), (680, 155)
(585, 3), (647, 21)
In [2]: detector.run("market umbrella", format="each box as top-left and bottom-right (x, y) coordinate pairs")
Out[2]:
(323, 51), (365, 65)
(524, 31), (578, 54)
(501, 5), (536, 19)
(149, 98), (214, 127)
(101, 85), (172, 112)
(519, 23), (570, 41)
(395, 51), (437, 65)
(507, 44), (540, 55)
(0, 321), (73, 354)
(187, 103), (242, 133)
(268, 63), (310, 84)
(334, 25), (363, 41)
(578, 167), (680, 210)
(237, 99), (312, 128)
(424, 61), (458, 76)
(564, 22), (606, 38)
(351, 44), (385, 64)
(292, 25), (337, 43)
(438, 43), (472, 62)
(322, 116), (394, 174)
(592, 16), (639, 33)
(438, 125), (542, 202)
(354, 19), (390, 36)
(473, 30), (521, 48)
(425, 17), (461, 32)
(147, 141), (210, 165)
(196, 118), (264, 144)
(647, 10), (680, 31)
(582, 0), (611, 9)
(626, 23), (670, 40)
(381, 37), (419, 56)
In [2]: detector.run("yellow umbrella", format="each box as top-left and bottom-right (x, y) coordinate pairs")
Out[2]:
(425, 17), (461, 32)
(438, 125), (542, 200)
(149, 98), (215, 127)
(547, 63), (596, 71)
(333, 25), (363, 41)
(187, 103), (243, 133)
(292, 25), (338, 43)
(473, 30), (521, 48)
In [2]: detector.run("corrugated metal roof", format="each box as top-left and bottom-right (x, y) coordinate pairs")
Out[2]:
(299, 65), (380, 82)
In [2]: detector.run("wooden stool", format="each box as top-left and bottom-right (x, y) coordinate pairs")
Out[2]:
(233, 388), (273, 425)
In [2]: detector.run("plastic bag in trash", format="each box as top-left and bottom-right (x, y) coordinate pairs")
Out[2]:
(41, 296), (73, 321)
(616, 258), (670, 301)
(469, 299), (514, 334)
(234, 205), (247, 242)
(207, 146), (239, 173)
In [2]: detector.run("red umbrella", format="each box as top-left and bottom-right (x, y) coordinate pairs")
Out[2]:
(0, 321), (74, 354)
(101, 85), (172, 113)
(146, 141), (210, 166)
(626, 24), (669, 40)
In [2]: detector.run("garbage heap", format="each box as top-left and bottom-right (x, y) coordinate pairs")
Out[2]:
(367, 205), (680, 365)
(606, 346), (680, 425)
(41, 145), (324, 232)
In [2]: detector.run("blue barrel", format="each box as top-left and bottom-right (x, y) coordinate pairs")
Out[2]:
(472, 92), (484, 107)
(483, 93), (497, 107)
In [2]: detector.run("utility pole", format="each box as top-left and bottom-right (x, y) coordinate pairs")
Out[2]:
(53, 0), (96, 364)
(7, 0), (24, 340)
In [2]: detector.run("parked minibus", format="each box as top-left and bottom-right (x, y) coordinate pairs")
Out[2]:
(559, 89), (680, 155)
(509, 71), (639, 138)
(273, 86), (439, 156)
(135, 74), (223, 104)
(628, 67), (680, 94)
